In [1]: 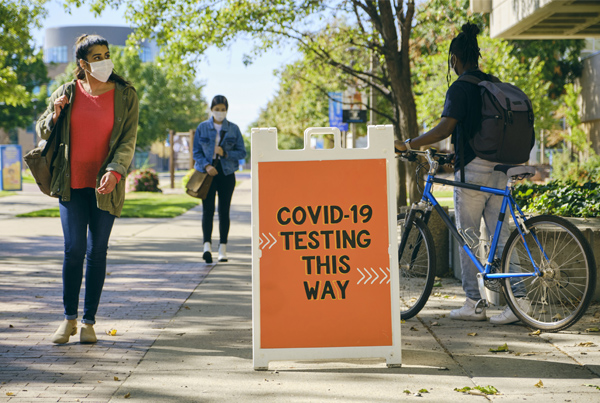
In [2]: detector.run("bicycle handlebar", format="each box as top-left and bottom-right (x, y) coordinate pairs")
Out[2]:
(395, 148), (454, 166)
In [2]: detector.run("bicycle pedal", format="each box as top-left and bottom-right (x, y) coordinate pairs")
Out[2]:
(474, 299), (488, 314)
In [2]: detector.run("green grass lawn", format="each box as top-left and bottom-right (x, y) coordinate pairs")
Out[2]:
(22, 170), (35, 184)
(17, 192), (199, 218)
(0, 191), (16, 198)
(432, 189), (454, 209)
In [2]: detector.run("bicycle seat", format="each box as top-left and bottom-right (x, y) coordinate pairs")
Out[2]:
(493, 164), (536, 180)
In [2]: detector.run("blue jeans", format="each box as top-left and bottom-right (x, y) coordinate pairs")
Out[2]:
(454, 158), (525, 300)
(59, 188), (115, 324)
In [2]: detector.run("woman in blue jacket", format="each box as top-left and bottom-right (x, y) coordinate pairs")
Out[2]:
(193, 95), (247, 263)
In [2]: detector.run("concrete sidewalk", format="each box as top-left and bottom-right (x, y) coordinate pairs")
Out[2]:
(1, 178), (600, 402)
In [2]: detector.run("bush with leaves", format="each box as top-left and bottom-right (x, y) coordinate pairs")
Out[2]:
(181, 169), (195, 190)
(513, 180), (599, 218)
(127, 169), (161, 193)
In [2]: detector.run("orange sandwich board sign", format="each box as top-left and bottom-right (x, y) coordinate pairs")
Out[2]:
(251, 125), (401, 370)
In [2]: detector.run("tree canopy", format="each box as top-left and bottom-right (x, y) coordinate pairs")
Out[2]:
(66, 0), (586, 203)
(0, 0), (49, 133)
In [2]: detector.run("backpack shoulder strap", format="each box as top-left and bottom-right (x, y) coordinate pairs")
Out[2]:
(457, 74), (482, 85)
(457, 73), (502, 85)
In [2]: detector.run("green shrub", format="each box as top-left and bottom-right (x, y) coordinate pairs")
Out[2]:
(513, 180), (599, 218)
(128, 169), (161, 192)
(181, 168), (195, 190)
(551, 150), (600, 183)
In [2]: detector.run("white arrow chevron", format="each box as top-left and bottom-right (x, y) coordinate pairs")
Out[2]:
(386, 267), (390, 284)
(365, 268), (373, 284)
(258, 236), (263, 247)
(261, 233), (270, 249)
(357, 268), (366, 284)
(371, 268), (379, 284)
(268, 233), (277, 249)
(379, 267), (388, 284)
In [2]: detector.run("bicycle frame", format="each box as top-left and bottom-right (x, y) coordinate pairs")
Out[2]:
(403, 151), (541, 281)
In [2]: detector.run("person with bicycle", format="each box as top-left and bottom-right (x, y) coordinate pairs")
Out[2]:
(394, 22), (528, 324)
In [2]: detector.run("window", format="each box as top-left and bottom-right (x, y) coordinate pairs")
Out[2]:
(139, 46), (153, 62)
(44, 46), (69, 63)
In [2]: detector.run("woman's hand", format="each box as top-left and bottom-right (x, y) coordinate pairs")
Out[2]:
(97, 172), (118, 194)
(53, 95), (69, 124)
(205, 164), (218, 176)
(215, 146), (225, 157)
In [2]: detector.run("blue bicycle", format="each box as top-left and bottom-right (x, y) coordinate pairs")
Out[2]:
(397, 149), (596, 332)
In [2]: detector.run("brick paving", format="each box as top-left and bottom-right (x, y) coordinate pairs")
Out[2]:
(0, 261), (213, 401)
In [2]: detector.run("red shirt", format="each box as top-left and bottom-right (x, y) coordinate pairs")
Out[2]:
(70, 80), (120, 189)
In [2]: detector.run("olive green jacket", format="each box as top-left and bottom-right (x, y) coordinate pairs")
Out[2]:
(35, 80), (139, 217)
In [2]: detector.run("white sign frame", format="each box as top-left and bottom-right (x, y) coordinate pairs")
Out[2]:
(251, 125), (401, 370)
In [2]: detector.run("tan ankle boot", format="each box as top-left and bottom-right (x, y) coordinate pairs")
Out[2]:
(52, 320), (77, 344)
(80, 324), (97, 344)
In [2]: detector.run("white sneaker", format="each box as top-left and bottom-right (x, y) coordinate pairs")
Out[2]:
(203, 242), (213, 264)
(450, 298), (487, 321)
(490, 299), (531, 325)
(218, 244), (228, 262)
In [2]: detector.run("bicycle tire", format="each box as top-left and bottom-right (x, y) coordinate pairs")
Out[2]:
(501, 215), (596, 332)
(397, 213), (436, 320)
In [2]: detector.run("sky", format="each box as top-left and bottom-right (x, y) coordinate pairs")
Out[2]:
(32, 1), (299, 134)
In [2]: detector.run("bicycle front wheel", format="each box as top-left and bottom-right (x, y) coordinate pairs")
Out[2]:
(501, 215), (596, 332)
(397, 213), (436, 320)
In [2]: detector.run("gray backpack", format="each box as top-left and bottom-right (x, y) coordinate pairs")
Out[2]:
(459, 74), (535, 164)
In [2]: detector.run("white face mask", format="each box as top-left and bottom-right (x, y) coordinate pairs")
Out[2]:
(84, 59), (114, 83)
(213, 111), (227, 122)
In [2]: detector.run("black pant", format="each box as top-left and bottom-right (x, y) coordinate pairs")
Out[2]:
(202, 162), (236, 244)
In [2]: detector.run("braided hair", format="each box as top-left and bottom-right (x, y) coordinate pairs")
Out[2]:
(447, 22), (481, 86)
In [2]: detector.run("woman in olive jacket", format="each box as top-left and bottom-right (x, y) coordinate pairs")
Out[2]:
(35, 34), (138, 344)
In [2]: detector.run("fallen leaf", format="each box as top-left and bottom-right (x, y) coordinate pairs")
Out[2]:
(585, 327), (599, 333)
(410, 326), (419, 331)
(431, 322), (440, 326)
(184, 306), (191, 310)
(489, 343), (509, 353)
(403, 390), (411, 394)
(577, 342), (595, 347)
(8, 324), (13, 328)
(6, 392), (14, 396)
(107, 272), (112, 276)
(433, 281), (442, 287)
(401, 320), (406, 324)
(435, 276), (441, 281)
(35, 295), (43, 298)
(535, 380), (544, 388)
(114, 376), (119, 381)
(468, 332), (477, 337)
(552, 313), (563, 320)
(529, 330), (541, 336)
(433, 292), (442, 297)
(454, 386), (471, 393)
(583, 384), (600, 390)
(475, 385), (499, 395)
(124, 392), (131, 398)
(106, 329), (117, 336)
(418, 388), (429, 393)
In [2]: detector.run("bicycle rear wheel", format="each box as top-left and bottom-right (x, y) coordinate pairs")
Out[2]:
(397, 213), (436, 320)
(501, 215), (596, 332)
